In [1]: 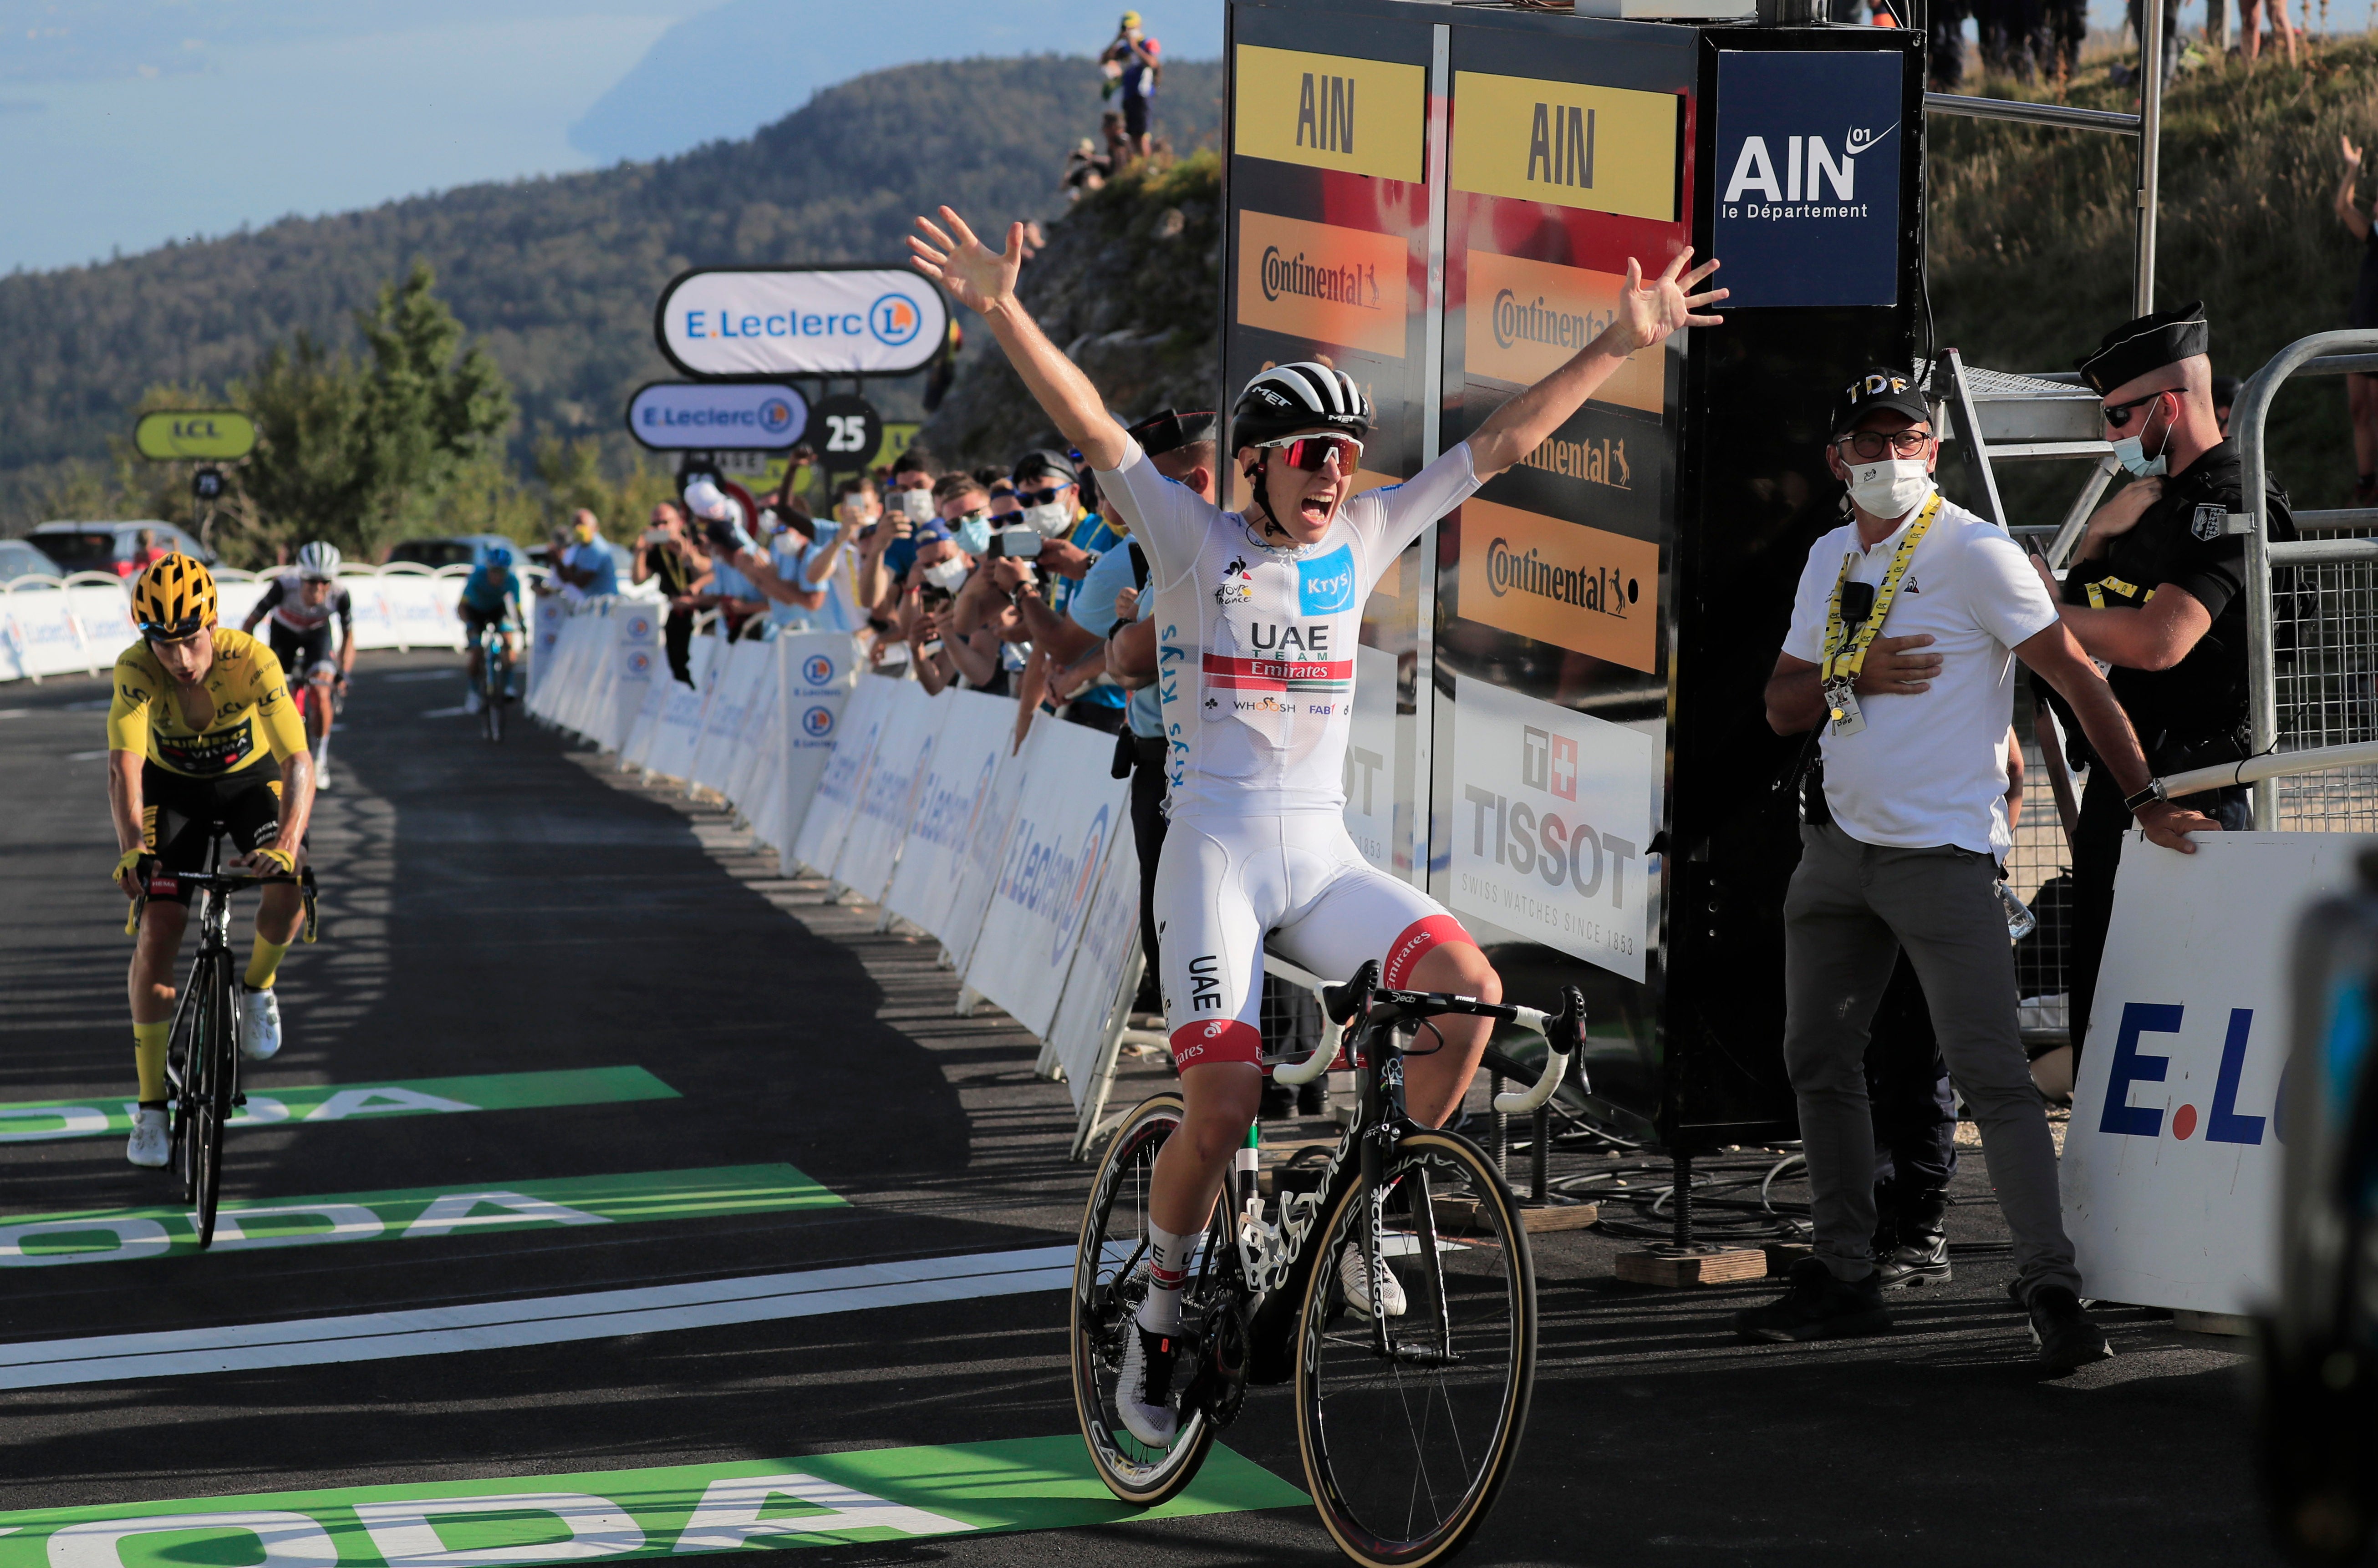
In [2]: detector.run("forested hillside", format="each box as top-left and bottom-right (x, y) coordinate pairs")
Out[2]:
(1, 55), (1222, 528)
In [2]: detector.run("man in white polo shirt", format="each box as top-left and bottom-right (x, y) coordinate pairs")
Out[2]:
(1742, 368), (2216, 1373)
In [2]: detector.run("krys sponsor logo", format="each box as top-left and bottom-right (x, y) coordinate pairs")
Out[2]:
(1297, 544), (1357, 614)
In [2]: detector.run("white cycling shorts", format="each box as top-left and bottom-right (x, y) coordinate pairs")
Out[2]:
(1155, 810), (1472, 1071)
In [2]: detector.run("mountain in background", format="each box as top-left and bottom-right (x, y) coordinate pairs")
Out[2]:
(0, 55), (1222, 528)
(568, 0), (1223, 162)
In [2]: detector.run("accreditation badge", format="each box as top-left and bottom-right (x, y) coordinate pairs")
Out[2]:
(1824, 679), (1865, 738)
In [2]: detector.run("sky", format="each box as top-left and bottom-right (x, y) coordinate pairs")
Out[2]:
(0, 0), (1225, 275)
(0, 0), (2174, 277)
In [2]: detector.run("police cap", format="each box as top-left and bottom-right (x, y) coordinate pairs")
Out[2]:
(2078, 300), (2210, 395)
(1829, 367), (1930, 438)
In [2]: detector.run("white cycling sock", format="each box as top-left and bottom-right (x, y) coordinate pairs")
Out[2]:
(1135, 1221), (1198, 1335)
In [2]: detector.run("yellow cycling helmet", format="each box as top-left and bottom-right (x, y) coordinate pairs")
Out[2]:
(131, 552), (217, 640)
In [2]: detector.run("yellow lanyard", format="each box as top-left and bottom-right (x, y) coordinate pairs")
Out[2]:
(1821, 494), (1941, 685)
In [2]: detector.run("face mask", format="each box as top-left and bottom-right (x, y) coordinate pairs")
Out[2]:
(2110, 432), (2168, 478)
(953, 513), (992, 556)
(896, 488), (935, 524)
(1024, 500), (1071, 538)
(1844, 458), (1935, 520)
(922, 556), (968, 593)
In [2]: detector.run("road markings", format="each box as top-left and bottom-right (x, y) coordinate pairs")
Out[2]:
(0, 1162), (841, 1269)
(0, 1245), (1074, 1388)
(0, 1435), (1304, 1559)
(0, 1066), (678, 1142)
(420, 706), (473, 718)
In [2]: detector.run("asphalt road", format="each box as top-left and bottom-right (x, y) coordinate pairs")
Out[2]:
(0, 650), (2288, 1567)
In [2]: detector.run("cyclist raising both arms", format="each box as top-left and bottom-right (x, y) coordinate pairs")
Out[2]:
(241, 541), (353, 781)
(109, 556), (316, 1168)
(458, 545), (525, 714)
(911, 205), (1724, 1446)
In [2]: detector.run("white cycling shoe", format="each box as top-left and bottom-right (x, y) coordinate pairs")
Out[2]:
(239, 986), (282, 1061)
(1115, 1321), (1182, 1447)
(126, 1106), (169, 1168)
(1339, 1243), (1409, 1318)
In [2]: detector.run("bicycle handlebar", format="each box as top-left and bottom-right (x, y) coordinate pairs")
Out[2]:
(1258, 954), (1588, 1112)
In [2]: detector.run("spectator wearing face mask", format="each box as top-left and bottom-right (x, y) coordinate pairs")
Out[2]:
(1006, 448), (1129, 735)
(632, 501), (711, 686)
(553, 509), (620, 600)
(746, 475), (867, 637)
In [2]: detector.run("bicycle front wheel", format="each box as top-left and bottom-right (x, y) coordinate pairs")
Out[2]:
(1070, 1092), (1218, 1507)
(1296, 1129), (1536, 1568)
(183, 953), (233, 1248)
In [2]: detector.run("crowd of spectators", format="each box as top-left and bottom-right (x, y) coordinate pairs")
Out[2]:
(1904, 0), (2302, 91)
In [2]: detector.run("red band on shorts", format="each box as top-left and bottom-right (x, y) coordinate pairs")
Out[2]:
(1382, 915), (1472, 988)
(1171, 1019), (1264, 1071)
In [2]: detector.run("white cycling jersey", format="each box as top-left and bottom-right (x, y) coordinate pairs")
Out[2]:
(1095, 436), (1485, 1066)
(1095, 437), (1482, 820)
(257, 570), (352, 635)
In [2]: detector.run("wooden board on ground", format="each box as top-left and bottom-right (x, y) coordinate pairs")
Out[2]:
(1614, 1247), (1769, 1287)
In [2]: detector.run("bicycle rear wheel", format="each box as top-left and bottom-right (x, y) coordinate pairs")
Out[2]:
(1297, 1129), (1535, 1568)
(1071, 1092), (1218, 1507)
(176, 951), (233, 1247)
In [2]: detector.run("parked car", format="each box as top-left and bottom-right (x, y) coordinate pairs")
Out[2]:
(26, 521), (212, 577)
(0, 538), (66, 583)
(385, 534), (520, 570)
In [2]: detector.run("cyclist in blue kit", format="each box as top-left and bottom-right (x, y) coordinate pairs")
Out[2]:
(458, 546), (524, 714)
(912, 203), (1725, 1446)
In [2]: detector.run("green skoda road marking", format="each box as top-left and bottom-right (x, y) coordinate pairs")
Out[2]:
(0, 1164), (840, 1266)
(0, 1066), (678, 1142)
(0, 1436), (1306, 1561)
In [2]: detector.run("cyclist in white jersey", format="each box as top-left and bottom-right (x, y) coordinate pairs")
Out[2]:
(912, 204), (1725, 1446)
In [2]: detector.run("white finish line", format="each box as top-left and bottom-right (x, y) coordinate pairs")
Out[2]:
(0, 1245), (1074, 1390)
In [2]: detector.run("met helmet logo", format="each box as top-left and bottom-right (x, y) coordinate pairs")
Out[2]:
(1297, 544), (1357, 615)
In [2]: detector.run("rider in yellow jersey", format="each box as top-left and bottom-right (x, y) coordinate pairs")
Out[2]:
(107, 554), (316, 1169)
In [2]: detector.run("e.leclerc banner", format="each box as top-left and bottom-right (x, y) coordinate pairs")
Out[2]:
(655, 268), (948, 378)
(626, 382), (809, 450)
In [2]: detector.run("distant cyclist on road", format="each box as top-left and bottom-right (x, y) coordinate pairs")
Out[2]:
(108, 555), (316, 1168)
(458, 545), (525, 714)
(911, 203), (1725, 1446)
(241, 541), (353, 780)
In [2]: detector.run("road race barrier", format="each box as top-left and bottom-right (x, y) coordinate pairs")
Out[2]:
(530, 607), (1147, 1156)
(0, 563), (581, 683)
(2062, 744), (2378, 1324)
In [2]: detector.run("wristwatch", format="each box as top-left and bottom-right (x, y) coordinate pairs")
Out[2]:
(2123, 780), (2167, 815)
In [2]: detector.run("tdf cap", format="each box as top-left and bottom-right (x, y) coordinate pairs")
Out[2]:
(2078, 300), (2209, 396)
(1127, 408), (1217, 457)
(1829, 368), (1930, 438)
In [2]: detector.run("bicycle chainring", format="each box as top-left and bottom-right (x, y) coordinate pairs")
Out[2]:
(1193, 1298), (1252, 1428)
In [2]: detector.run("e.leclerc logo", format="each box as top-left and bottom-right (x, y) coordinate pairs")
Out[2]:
(802, 653), (836, 685)
(1052, 804), (1112, 964)
(871, 294), (924, 348)
(802, 705), (836, 740)
(759, 397), (795, 435)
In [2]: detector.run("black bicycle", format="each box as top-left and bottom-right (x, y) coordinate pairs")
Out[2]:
(476, 620), (513, 743)
(1071, 959), (1584, 1568)
(130, 838), (309, 1249)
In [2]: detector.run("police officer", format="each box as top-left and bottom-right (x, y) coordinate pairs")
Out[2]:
(2034, 301), (2295, 1063)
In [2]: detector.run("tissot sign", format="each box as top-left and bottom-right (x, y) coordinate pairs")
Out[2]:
(625, 382), (807, 450)
(1710, 50), (1905, 308)
(655, 267), (949, 377)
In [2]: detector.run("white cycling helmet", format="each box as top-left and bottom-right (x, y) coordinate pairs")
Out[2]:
(1230, 361), (1373, 450)
(295, 541), (341, 581)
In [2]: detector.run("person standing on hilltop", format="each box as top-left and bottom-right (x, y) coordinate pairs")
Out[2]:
(1100, 12), (1161, 162)
(2336, 134), (2378, 502)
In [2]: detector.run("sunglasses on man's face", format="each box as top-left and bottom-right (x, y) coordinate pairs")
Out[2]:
(1014, 485), (1071, 507)
(1259, 433), (1364, 472)
(2101, 391), (2170, 431)
(1833, 428), (1932, 462)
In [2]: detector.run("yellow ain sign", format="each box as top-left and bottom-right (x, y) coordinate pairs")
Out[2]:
(1235, 45), (1425, 183)
(134, 410), (257, 462)
(1451, 72), (1680, 223)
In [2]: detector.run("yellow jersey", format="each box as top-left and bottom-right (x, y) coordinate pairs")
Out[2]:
(106, 628), (308, 779)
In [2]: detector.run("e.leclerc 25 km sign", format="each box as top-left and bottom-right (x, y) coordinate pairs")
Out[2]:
(625, 382), (809, 451)
(655, 267), (949, 378)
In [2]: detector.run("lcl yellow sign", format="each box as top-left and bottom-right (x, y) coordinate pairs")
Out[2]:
(134, 410), (257, 461)
(1451, 72), (1681, 223)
